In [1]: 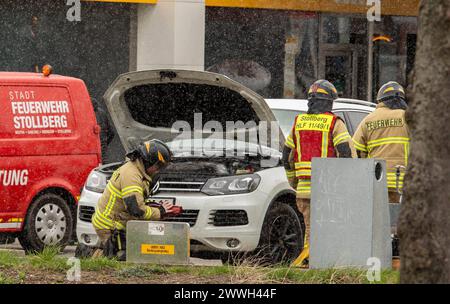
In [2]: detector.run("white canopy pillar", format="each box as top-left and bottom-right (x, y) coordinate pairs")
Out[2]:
(136, 0), (205, 71)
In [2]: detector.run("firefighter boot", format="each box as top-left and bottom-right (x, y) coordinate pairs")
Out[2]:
(292, 244), (309, 267)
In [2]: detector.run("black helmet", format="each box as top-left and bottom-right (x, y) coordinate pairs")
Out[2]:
(307, 79), (338, 102)
(307, 80), (338, 114)
(376, 81), (407, 110)
(376, 81), (406, 103)
(128, 139), (172, 170)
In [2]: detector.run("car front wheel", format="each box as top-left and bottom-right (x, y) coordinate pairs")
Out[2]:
(256, 203), (304, 265)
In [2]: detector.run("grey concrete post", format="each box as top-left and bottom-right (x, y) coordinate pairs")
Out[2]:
(309, 158), (392, 269)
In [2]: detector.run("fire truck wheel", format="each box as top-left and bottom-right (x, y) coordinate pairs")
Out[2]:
(18, 193), (74, 253)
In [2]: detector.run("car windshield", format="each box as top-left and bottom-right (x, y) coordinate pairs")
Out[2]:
(167, 138), (281, 159)
(271, 109), (305, 136)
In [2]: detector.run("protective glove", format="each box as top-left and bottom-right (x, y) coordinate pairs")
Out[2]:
(148, 200), (183, 218)
(165, 205), (183, 217)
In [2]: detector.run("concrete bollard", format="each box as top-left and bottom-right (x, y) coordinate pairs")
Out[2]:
(126, 221), (190, 265)
(309, 158), (392, 269)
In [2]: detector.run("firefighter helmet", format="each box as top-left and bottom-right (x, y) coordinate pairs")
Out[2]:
(376, 81), (406, 103)
(132, 139), (172, 170)
(307, 80), (338, 114)
(307, 79), (339, 102)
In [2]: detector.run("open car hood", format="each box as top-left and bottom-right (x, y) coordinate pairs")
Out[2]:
(103, 69), (283, 153)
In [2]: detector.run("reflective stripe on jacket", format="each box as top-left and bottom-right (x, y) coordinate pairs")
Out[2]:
(284, 113), (354, 198)
(291, 113), (338, 179)
(92, 159), (161, 231)
(352, 102), (410, 191)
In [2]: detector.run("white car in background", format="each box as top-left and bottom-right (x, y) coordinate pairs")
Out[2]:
(265, 98), (376, 137)
(266, 98), (405, 254)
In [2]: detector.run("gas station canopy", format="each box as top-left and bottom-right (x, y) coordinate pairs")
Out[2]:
(84, 0), (419, 16)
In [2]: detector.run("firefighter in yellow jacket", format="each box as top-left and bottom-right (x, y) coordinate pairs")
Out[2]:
(92, 139), (174, 258)
(283, 80), (355, 267)
(352, 81), (410, 203)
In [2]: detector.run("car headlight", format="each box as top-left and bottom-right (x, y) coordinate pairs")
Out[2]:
(201, 174), (261, 196)
(85, 170), (108, 193)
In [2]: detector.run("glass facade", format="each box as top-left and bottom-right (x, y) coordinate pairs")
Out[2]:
(286, 12), (319, 99)
(205, 7), (418, 102)
(205, 8), (288, 98)
(0, 2), (418, 103)
(372, 15), (417, 101)
(319, 14), (367, 99)
(0, 0), (132, 103)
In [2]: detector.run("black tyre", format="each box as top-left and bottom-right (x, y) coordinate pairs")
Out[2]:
(18, 193), (73, 253)
(256, 203), (303, 265)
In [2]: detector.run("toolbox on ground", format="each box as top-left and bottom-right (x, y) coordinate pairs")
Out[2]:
(126, 221), (190, 265)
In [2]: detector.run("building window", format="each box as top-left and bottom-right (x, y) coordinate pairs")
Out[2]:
(372, 16), (417, 100)
(319, 14), (368, 100)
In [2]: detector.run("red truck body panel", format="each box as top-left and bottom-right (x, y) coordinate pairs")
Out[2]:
(0, 72), (102, 232)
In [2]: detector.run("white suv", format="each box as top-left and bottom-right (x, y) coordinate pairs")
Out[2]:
(76, 70), (375, 263)
(77, 70), (303, 264)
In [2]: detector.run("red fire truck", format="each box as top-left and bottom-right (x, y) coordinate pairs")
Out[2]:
(0, 67), (102, 252)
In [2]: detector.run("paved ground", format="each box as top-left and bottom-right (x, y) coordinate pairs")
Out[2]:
(0, 240), (223, 266)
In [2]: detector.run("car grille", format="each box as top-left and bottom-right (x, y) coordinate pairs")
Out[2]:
(209, 210), (249, 227)
(79, 206), (95, 222)
(159, 180), (205, 192)
(164, 209), (200, 227)
(78, 205), (199, 227)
